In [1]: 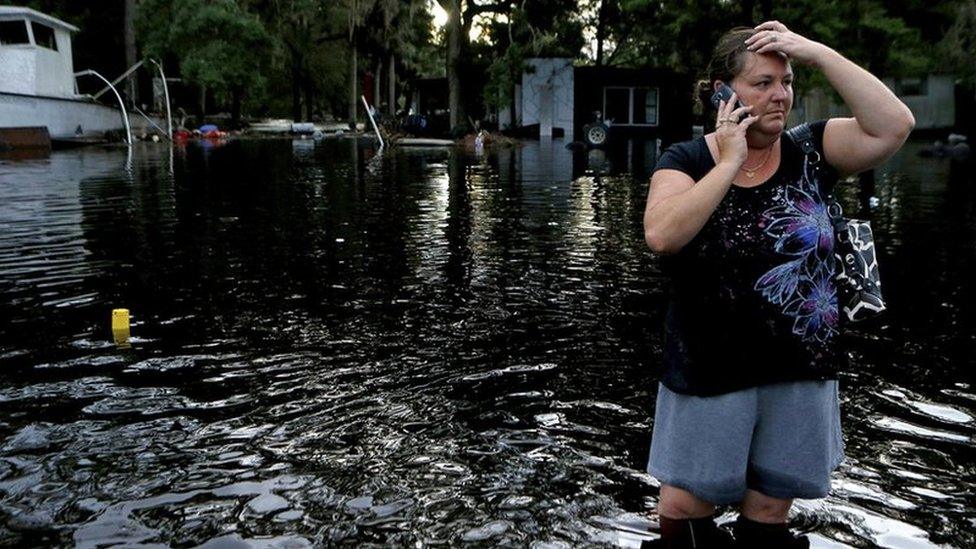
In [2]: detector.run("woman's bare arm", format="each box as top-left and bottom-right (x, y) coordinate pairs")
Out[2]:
(643, 163), (738, 255)
(644, 96), (757, 254)
(815, 47), (916, 175)
(748, 21), (915, 175)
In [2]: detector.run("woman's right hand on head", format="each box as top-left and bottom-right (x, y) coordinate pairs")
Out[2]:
(715, 93), (759, 168)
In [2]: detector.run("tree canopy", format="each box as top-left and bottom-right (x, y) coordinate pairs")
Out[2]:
(4, 0), (971, 129)
(139, 0), (269, 95)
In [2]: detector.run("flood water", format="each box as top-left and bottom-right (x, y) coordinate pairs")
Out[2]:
(0, 136), (974, 547)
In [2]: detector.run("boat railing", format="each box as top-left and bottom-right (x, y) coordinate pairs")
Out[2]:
(74, 69), (132, 145)
(72, 58), (174, 143)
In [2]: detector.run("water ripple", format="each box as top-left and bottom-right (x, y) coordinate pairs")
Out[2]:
(0, 140), (973, 545)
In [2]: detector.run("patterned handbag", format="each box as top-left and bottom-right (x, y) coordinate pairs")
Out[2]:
(786, 124), (886, 322)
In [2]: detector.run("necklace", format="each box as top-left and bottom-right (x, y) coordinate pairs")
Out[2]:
(741, 142), (776, 178)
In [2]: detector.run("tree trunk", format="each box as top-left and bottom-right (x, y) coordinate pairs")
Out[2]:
(303, 62), (315, 121)
(509, 83), (517, 129)
(124, 0), (138, 107)
(348, 43), (358, 131)
(231, 86), (242, 128)
(445, 0), (465, 133)
(374, 58), (382, 114)
(291, 52), (302, 121)
(387, 52), (396, 116)
(197, 84), (207, 125)
(595, 0), (606, 67)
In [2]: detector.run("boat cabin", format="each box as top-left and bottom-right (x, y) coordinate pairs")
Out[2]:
(0, 7), (78, 98)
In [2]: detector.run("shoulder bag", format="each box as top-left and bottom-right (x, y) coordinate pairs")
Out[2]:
(785, 123), (886, 322)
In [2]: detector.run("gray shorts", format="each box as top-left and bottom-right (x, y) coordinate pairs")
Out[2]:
(647, 380), (844, 504)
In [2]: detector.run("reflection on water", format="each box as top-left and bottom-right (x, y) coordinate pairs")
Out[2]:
(0, 138), (974, 546)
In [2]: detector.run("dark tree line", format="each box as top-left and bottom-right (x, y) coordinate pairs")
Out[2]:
(4, 0), (973, 131)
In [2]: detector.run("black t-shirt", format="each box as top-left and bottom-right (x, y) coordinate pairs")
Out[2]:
(653, 121), (844, 396)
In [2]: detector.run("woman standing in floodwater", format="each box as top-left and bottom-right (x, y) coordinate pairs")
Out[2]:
(641, 21), (914, 548)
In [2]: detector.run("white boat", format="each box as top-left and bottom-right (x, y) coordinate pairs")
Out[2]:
(0, 6), (165, 144)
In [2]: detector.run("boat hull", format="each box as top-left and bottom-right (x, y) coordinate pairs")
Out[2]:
(0, 91), (131, 139)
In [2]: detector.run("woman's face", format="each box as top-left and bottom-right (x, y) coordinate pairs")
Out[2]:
(720, 52), (794, 135)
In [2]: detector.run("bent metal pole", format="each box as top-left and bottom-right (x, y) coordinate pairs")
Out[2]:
(361, 95), (385, 149)
(75, 69), (132, 146)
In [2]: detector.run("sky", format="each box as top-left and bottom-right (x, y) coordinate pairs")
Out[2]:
(429, 1), (448, 28)
(427, 1), (511, 43)
(426, 1), (602, 61)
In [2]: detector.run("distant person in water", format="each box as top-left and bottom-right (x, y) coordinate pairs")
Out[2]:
(641, 21), (914, 547)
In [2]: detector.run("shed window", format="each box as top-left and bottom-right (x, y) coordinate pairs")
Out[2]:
(31, 22), (57, 50)
(895, 76), (927, 96)
(603, 86), (659, 126)
(0, 20), (30, 45)
(634, 88), (659, 125)
(604, 88), (631, 125)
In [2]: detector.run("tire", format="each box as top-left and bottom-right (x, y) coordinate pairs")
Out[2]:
(584, 123), (609, 147)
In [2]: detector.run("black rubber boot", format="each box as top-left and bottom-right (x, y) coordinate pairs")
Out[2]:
(640, 516), (735, 548)
(731, 516), (810, 548)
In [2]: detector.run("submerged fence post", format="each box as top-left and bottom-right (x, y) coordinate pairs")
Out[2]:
(361, 95), (384, 149)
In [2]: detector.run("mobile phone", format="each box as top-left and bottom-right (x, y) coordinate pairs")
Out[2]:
(710, 84), (746, 116)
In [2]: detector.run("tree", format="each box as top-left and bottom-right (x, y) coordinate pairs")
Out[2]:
(139, 0), (270, 125)
(481, 0), (586, 126)
(245, 0), (346, 122)
(592, 0), (621, 68)
(438, 0), (465, 132)
(345, 0), (371, 130)
(611, 0), (738, 70)
(606, 0), (934, 82)
(359, 0), (432, 116)
(124, 0), (138, 106)
(941, 0), (976, 93)
(248, 0), (432, 127)
(437, 0), (524, 134)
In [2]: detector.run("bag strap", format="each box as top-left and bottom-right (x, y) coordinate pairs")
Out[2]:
(785, 123), (840, 216)
(785, 123), (820, 164)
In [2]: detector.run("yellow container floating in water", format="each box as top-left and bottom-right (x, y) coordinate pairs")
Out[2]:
(112, 308), (130, 331)
(112, 308), (131, 347)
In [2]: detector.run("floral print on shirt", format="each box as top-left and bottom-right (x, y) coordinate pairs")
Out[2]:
(754, 166), (839, 343)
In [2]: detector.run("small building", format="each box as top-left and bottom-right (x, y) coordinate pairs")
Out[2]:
(408, 64), (490, 136)
(573, 65), (694, 146)
(886, 74), (955, 130)
(794, 74), (957, 132)
(497, 58), (694, 146)
(405, 76), (463, 137)
(498, 57), (575, 139)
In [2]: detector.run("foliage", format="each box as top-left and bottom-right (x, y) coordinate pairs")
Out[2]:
(245, 0), (348, 119)
(480, 1), (587, 116)
(601, 0), (938, 79)
(599, 0), (734, 70)
(483, 40), (525, 114)
(360, 0), (440, 90)
(8, 0), (968, 122)
(139, 0), (270, 99)
(941, 0), (976, 90)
